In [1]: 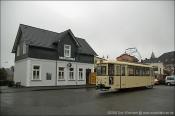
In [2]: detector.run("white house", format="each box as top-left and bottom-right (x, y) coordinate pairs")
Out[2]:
(12, 24), (97, 86)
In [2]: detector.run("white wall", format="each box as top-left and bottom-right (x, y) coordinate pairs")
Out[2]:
(76, 62), (94, 85)
(150, 63), (164, 75)
(57, 61), (94, 86)
(14, 58), (94, 87)
(28, 58), (56, 86)
(14, 59), (27, 86)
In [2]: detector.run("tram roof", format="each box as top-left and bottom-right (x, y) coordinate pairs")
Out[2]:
(97, 60), (152, 68)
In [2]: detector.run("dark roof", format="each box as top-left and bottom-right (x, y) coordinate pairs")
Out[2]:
(12, 24), (97, 56)
(143, 51), (175, 64)
(158, 51), (175, 65)
(143, 58), (160, 63)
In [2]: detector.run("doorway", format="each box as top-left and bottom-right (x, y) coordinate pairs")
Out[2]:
(86, 69), (91, 85)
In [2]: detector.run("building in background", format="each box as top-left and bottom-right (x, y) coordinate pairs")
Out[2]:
(143, 51), (175, 79)
(12, 24), (97, 87)
(158, 51), (175, 75)
(116, 53), (138, 63)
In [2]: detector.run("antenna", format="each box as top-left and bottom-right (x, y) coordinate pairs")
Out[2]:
(125, 47), (142, 62)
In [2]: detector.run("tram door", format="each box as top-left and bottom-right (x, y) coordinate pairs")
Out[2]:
(108, 64), (114, 85)
(120, 65), (126, 88)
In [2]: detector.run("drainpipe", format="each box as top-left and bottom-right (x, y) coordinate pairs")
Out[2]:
(55, 51), (57, 86)
(76, 63), (78, 85)
(55, 40), (60, 86)
(75, 50), (78, 86)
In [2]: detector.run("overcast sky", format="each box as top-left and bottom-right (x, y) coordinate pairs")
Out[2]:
(1, 1), (174, 68)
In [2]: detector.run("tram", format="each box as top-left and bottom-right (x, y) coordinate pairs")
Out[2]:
(96, 60), (154, 91)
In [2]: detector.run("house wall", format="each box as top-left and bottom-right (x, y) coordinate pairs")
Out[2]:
(28, 58), (57, 86)
(14, 59), (27, 86)
(57, 33), (78, 58)
(25, 58), (94, 86)
(56, 61), (94, 86)
(77, 54), (94, 64)
(149, 63), (164, 75)
(15, 42), (28, 61)
(28, 44), (94, 64)
(28, 46), (57, 60)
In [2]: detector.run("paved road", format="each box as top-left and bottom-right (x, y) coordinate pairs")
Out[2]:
(0, 85), (174, 115)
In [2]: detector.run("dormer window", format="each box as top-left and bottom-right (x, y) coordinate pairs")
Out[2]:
(64, 45), (71, 57)
(17, 45), (20, 56)
(23, 42), (27, 54)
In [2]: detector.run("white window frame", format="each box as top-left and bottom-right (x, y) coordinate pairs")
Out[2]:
(22, 42), (27, 54)
(64, 44), (71, 58)
(17, 45), (20, 56)
(78, 68), (83, 80)
(69, 68), (74, 80)
(32, 65), (41, 80)
(58, 67), (65, 80)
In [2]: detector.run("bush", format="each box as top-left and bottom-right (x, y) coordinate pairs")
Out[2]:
(8, 81), (15, 87)
(0, 80), (9, 86)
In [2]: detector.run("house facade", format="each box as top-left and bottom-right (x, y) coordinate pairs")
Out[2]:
(12, 24), (97, 86)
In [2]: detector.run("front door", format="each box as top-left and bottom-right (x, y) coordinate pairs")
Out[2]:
(86, 69), (91, 85)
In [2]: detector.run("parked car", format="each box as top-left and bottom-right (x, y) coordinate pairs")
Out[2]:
(165, 75), (175, 86)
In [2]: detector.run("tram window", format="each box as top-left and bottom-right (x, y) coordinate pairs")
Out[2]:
(115, 65), (121, 76)
(150, 68), (154, 76)
(139, 68), (144, 76)
(97, 66), (106, 76)
(102, 66), (106, 75)
(121, 66), (125, 76)
(128, 66), (134, 76)
(145, 68), (150, 76)
(135, 67), (140, 76)
(108, 64), (114, 76)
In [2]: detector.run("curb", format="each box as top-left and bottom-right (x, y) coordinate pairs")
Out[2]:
(0, 85), (96, 93)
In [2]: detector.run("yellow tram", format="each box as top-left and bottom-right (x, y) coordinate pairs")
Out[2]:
(96, 60), (154, 91)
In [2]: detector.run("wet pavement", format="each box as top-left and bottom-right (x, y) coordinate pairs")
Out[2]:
(0, 85), (174, 115)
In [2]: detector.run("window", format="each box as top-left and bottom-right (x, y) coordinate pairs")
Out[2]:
(108, 64), (114, 76)
(167, 77), (175, 80)
(115, 65), (121, 76)
(96, 66), (106, 76)
(153, 66), (158, 71)
(140, 68), (144, 76)
(32, 65), (40, 80)
(58, 67), (64, 80)
(79, 68), (83, 80)
(121, 65), (125, 76)
(17, 45), (20, 56)
(22, 42), (27, 54)
(145, 68), (150, 76)
(150, 68), (154, 76)
(135, 67), (140, 76)
(69, 68), (74, 80)
(64, 45), (71, 57)
(128, 66), (134, 76)
(46, 73), (52, 80)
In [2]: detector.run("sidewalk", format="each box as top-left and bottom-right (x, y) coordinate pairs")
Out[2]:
(0, 85), (96, 93)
